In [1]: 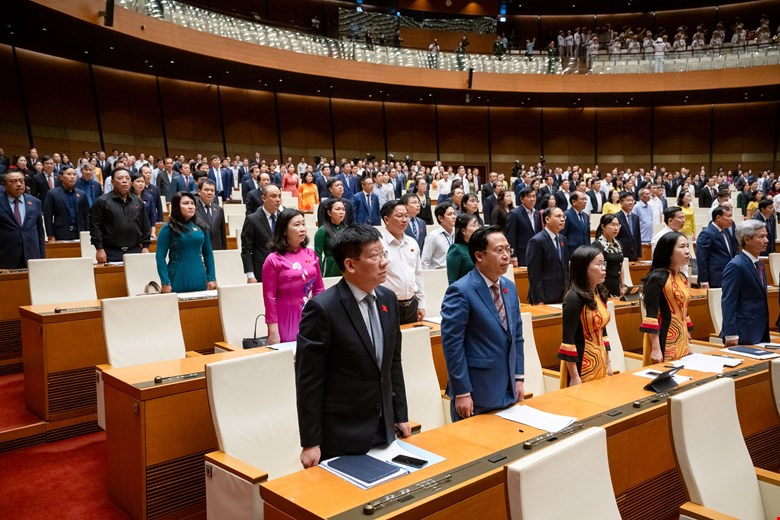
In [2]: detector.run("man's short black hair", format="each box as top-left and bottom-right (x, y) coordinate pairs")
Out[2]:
(569, 192), (581, 202)
(468, 225), (503, 263)
(399, 193), (416, 206)
(326, 177), (342, 189)
(331, 225), (382, 273)
(434, 202), (452, 223)
(758, 199), (773, 211)
(381, 199), (405, 220)
(663, 206), (682, 224)
(520, 186), (536, 199)
(712, 205), (732, 219)
(619, 191), (634, 202)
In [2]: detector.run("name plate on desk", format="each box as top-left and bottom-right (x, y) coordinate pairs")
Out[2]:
(0, 268), (28, 274)
(40, 305), (101, 315)
(133, 371), (205, 389)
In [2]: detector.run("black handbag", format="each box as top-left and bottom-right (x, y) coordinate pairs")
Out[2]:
(242, 314), (269, 349)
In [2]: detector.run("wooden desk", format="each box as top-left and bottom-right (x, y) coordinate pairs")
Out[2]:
(261, 353), (779, 520)
(44, 236), (237, 259)
(103, 349), (272, 520)
(0, 265), (127, 374)
(20, 295), (224, 422)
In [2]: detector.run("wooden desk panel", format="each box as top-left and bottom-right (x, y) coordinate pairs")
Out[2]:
(44, 237), (237, 259)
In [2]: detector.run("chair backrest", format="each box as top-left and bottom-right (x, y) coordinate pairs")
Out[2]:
(227, 213), (246, 238)
(708, 288), (723, 335)
(422, 269), (449, 318)
(772, 358), (780, 420)
(505, 427), (620, 520)
(27, 258), (97, 305)
(520, 312), (546, 398)
(79, 231), (97, 261)
(769, 253), (780, 287)
(123, 253), (161, 296)
(400, 327), (446, 430)
(322, 276), (341, 289)
(101, 293), (186, 368)
(668, 378), (764, 519)
(206, 349), (301, 479)
(589, 213), (602, 231)
(621, 257), (633, 286)
(218, 284), (266, 347)
(605, 301), (627, 373)
(212, 249), (246, 288)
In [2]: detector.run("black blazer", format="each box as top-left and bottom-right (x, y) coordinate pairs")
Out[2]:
(505, 206), (542, 267)
(42, 187), (90, 240)
(526, 230), (569, 305)
(699, 185), (717, 209)
(245, 189), (263, 216)
(0, 193), (46, 268)
(482, 194), (497, 226)
(404, 216), (427, 252)
(615, 211), (642, 261)
(240, 209), (276, 281)
(30, 172), (59, 202)
(554, 190), (570, 211)
(196, 198), (227, 250)
(156, 169), (172, 199)
(145, 184), (164, 223)
(754, 212), (777, 256)
(417, 193), (433, 225)
(296, 280), (408, 458)
(586, 189), (606, 213)
(241, 178), (259, 204)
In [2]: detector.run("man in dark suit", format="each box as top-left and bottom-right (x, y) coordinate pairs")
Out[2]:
(721, 220), (770, 346)
(0, 171), (46, 268)
(586, 180), (606, 214)
(481, 172), (498, 203)
(615, 191), (642, 261)
(240, 185), (281, 283)
(401, 193), (427, 252)
(245, 171), (272, 216)
(336, 163), (359, 201)
(351, 176), (381, 225)
(169, 162), (197, 198)
(42, 167), (89, 241)
(317, 178), (353, 227)
(506, 187), (542, 267)
(561, 192), (590, 255)
(697, 205), (738, 288)
(30, 155), (59, 202)
(140, 165), (163, 223)
(156, 157), (174, 199)
(538, 175), (556, 200)
(526, 207), (569, 305)
(240, 165), (261, 204)
(314, 165), (331, 202)
(237, 159), (251, 186)
(753, 199), (776, 256)
(441, 225), (525, 421)
(296, 225), (410, 465)
(195, 179), (227, 250)
(553, 179), (571, 211)
(699, 177), (718, 209)
(208, 155), (234, 203)
(75, 162), (103, 207)
(482, 182), (500, 226)
(388, 168), (404, 199)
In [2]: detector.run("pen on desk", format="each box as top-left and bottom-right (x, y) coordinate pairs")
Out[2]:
(518, 428), (524, 432)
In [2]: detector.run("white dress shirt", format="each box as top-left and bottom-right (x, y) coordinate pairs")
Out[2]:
(380, 229), (426, 309)
(421, 228), (454, 270)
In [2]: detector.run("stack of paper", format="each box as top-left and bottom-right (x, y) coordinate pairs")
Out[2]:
(670, 353), (739, 374)
(496, 405), (576, 432)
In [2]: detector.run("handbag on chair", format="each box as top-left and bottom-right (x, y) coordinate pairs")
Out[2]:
(242, 314), (269, 349)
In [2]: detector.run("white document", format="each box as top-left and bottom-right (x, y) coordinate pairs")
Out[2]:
(424, 316), (443, 324)
(545, 303), (563, 309)
(496, 404), (576, 433)
(634, 368), (692, 384)
(670, 353), (734, 374)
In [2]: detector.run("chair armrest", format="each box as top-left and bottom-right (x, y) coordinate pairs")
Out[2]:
(756, 467), (780, 485)
(691, 339), (722, 348)
(679, 501), (739, 520)
(541, 368), (560, 379)
(96, 363), (112, 373)
(756, 467), (780, 517)
(185, 351), (203, 358)
(440, 389), (450, 401)
(541, 368), (561, 394)
(623, 352), (643, 361)
(214, 341), (240, 353)
(408, 421), (422, 434)
(205, 451), (269, 485)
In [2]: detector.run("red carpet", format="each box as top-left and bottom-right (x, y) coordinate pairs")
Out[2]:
(0, 373), (41, 430)
(0, 431), (128, 519)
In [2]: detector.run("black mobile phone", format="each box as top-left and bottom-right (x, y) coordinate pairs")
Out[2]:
(763, 344), (780, 350)
(392, 454), (428, 468)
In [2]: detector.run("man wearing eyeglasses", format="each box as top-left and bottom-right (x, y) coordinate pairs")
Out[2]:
(440, 225), (525, 421)
(296, 224), (410, 467)
(0, 171), (46, 268)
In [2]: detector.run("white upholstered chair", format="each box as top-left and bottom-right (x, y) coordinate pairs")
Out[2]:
(27, 257), (97, 305)
(123, 252), (160, 296)
(769, 253), (780, 287)
(772, 358), (780, 421)
(79, 231), (97, 261)
(505, 427), (621, 520)
(621, 257), (633, 287)
(322, 276), (341, 289)
(519, 312), (559, 398)
(708, 288), (723, 344)
(606, 301), (643, 373)
(204, 349), (300, 520)
(422, 269), (448, 318)
(212, 249), (246, 288)
(217, 283), (266, 347)
(669, 378), (780, 519)
(400, 326), (448, 430)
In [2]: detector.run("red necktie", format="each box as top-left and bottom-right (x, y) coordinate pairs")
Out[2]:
(756, 261), (766, 287)
(490, 283), (508, 330)
(13, 199), (22, 226)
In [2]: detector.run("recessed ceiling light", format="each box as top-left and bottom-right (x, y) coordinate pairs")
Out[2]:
(42, 27), (47, 31)
(170, 60), (174, 64)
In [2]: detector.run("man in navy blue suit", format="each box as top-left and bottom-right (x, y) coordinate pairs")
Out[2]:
(696, 205), (738, 288)
(42, 167), (89, 241)
(401, 193), (427, 252)
(505, 187), (542, 267)
(753, 199), (776, 256)
(169, 162), (197, 198)
(0, 171), (46, 268)
(351, 176), (381, 225)
(336, 163), (359, 200)
(75, 162), (103, 207)
(441, 225), (524, 421)
(561, 192), (590, 255)
(721, 220), (770, 346)
(208, 155), (234, 203)
(615, 192), (642, 261)
(526, 207), (570, 305)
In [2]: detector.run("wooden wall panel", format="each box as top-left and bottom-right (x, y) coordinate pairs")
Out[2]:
(712, 102), (777, 171)
(400, 0), (498, 16)
(489, 107), (542, 174)
(158, 78), (222, 158)
(653, 105), (711, 170)
(221, 86), (278, 159)
(93, 66), (164, 157)
(0, 45), (29, 156)
(437, 105), (489, 168)
(276, 93), (332, 162)
(331, 98), (384, 161)
(596, 107), (652, 169)
(541, 108), (595, 167)
(385, 102), (437, 164)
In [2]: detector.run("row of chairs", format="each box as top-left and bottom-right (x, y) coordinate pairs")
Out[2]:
(591, 49), (780, 74)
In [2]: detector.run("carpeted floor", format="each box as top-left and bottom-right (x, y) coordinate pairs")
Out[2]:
(0, 373), (42, 430)
(0, 431), (128, 519)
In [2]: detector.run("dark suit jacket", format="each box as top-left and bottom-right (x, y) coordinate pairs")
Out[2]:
(699, 185), (717, 209)
(721, 252), (770, 345)
(586, 189), (606, 214)
(417, 193), (433, 225)
(481, 181), (494, 203)
(237, 166), (250, 186)
(754, 213), (777, 256)
(389, 176), (404, 199)
(615, 211), (642, 261)
(553, 190), (570, 211)
(317, 198), (353, 227)
(440, 268), (524, 416)
(404, 216), (427, 252)
(336, 173), (359, 200)
(42, 187), (90, 240)
(196, 198), (227, 250)
(245, 189), (263, 216)
(351, 191), (381, 225)
(145, 184), (164, 223)
(526, 230), (569, 304)
(315, 174), (329, 201)
(209, 167), (234, 202)
(561, 208), (591, 254)
(696, 222), (738, 288)
(241, 178), (259, 204)
(156, 169), (172, 199)
(240, 208), (276, 282)
(483, 194), (497, 226)
(30, 172), (59, 202)
(0, 194), (46, 268)
(169, 174), (196, 199)
(505, 206), (542, 267)
(296, 280), (408, 458)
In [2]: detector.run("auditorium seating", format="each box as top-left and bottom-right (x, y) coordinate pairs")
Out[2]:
(213, 249), (246, 287)
(520, 312), (559, 398)
(605, 300), (643, 373)
(123, 252), (161, 296)
(204, 349), (300, 520)
(707, 288), (723, 344)
(422, 269), (448, 318)
(79, 231), (97, 262)
(217, 283), (266, 347)
(505, 427), (621, 519)
(27, 257), (97, 305)
(400, 326), (449, 429)
(669, 378), (780, 519)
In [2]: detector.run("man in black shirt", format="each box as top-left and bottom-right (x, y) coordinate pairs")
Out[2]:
(89, 168), (151, 262)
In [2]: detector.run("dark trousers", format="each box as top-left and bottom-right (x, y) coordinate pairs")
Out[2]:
(104, 245), (141, 263)
(398, 298), (419, 325)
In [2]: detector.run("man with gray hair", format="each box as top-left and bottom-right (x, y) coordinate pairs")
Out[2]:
(721, 219), (770, 346)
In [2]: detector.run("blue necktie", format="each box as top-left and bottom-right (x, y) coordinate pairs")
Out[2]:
(269, 213), (276, 233)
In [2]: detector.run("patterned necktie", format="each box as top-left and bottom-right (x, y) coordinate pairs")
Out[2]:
(756, 261), (766, 287)
(490, 283), (508, 330)
(13, 199), (22, 226)
(269, 213), (276, 233)
(364, 294), (384, 367)
(555, 234), (562, 260)
(411, 218), (418, 238)
(48, 175), (54, 189)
